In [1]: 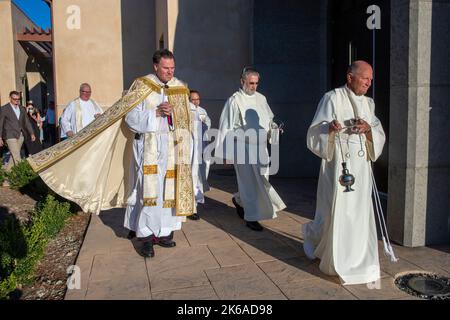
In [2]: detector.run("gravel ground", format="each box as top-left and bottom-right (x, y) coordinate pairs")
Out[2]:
(0, 186), (90, 300)
(0, 186), (35, 224)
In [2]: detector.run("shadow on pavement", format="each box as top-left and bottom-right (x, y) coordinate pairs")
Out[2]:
(96, 170), (340, 285)
(196, 195), (339, 284)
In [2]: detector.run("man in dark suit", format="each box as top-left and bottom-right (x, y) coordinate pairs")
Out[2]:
(0, 91), (36, 171)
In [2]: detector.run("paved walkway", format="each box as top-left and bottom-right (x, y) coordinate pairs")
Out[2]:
(66, 172), (450, 300)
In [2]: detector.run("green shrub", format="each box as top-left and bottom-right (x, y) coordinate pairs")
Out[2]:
(0, 164), (5, 185)
(0, 194), (73, 300)
(6, 160), (39, 190)
(0, 216), (27, 280)
(5, 160), (49, 199)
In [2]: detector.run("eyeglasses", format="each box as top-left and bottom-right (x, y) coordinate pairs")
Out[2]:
(11, 98), (20, 101)
(80, 91), (91, 93)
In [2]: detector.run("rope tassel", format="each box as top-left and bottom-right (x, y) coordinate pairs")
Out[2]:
(370, 165), (398, 263)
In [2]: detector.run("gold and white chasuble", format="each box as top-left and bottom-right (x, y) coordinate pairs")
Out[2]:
(27, 75), (196, 219)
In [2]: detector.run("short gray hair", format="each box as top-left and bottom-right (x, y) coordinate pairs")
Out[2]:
(241, 66), (260, 81)
(79, 83), (91, 91)
(347, 64), (356, 74)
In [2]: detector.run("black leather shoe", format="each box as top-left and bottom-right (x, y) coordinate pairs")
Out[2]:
(245, 220), (264, 231)
(187, 213), (200, 221)
(139, 240), (155, 258)
(127, 230), (136, 239)
(153, 235), (176, 248)
(232, 197), (245, 219)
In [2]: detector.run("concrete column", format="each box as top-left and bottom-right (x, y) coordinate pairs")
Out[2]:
(155, 0), (178, 51)
(155, 0), (169, 49)
(388, 0), (450, 246)
(26, 72), (44, 108)
(0, 0), (16, 104)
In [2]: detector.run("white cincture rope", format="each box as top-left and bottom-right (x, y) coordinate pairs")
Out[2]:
(370, 164), (398, 262)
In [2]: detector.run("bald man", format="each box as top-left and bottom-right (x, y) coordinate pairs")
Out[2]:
(302, 61), (386, 285)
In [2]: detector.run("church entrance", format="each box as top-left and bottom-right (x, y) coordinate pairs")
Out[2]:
(330, 0), (391, 193)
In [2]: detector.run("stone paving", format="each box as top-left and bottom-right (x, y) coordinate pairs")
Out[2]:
(65, 171), (450, 300)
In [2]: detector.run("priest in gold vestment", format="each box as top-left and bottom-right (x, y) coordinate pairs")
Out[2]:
(27, 49), (196, 258)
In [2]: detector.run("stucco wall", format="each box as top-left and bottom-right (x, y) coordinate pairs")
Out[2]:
(52, 0), (124, 113)
(0, 1), (37, 105)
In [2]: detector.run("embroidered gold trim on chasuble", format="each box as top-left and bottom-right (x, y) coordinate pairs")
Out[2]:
(143, 165), (158, 175)
(27, 78), (152, 172)
(27, 77), (195, 216)
(165, 85), (195, 216)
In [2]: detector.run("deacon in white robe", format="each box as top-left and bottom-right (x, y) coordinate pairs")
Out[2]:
(215, 68), (286, 231)
(190, 102), (211, 204)
(302, 61), (386, 285)
(60, 83), (103, 138)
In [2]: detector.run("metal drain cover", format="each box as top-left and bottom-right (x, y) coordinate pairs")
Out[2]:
(395, 273), (450, 300)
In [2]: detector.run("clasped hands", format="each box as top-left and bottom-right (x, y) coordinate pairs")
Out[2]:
(156, 102), (174, 118)
(329, 119), (371, 134)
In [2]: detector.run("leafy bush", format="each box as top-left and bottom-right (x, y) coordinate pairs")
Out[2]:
(0, 195), (73, 300)
(0, 163), (5, 185)
(0, 216), (27, 280)
(5, 160), (49, 199)
(6, 160), (39, 190)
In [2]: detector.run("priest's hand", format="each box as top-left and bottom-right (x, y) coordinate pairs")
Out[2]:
(0, 138), (3, 147)
(353, 119), (371, 134)
(94, 113), (101, 119)
(156, 102), (174, 117)
(329, 120), (342, 133)
(66, 130), (74, 137)
(31, 134), (36, 142)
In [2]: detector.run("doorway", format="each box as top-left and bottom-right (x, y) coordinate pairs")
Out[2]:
(330, 0), (391, 193)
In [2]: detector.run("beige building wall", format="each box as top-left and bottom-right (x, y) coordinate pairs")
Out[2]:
(52, 0), (156, 117)
(167, 0), (179, 51)
(52, 0), (124, 115)
(11, 4), (38, 94)
(0, 1), (36, 105)
(0, 0), (16, 105)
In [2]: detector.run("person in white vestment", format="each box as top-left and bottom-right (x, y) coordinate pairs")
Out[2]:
(124, 49), (189, 258)
(60, 83), (103, 138)
(215, 67), (286, 231)
(188, 90), (211, 221)
(302, 61), (386, 285)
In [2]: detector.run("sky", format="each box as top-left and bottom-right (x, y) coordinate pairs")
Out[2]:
(13, 0), (51, 29)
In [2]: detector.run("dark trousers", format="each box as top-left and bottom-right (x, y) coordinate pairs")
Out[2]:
(44, 124), (56, 147)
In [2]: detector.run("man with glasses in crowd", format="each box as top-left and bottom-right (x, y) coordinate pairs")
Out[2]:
(0, 91), (36, 174)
